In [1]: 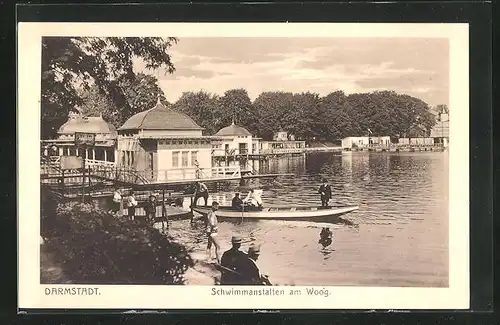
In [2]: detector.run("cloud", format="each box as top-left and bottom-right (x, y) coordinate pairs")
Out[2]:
(150, 37), (450, 107)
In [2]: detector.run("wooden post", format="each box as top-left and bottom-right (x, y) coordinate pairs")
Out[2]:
(161, 188), (166, 231)
(81, 149), (86, 203)
(190, 195), (194, 224)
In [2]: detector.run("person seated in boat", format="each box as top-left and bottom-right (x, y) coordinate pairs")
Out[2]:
(318, 179), (332, 207)
(243, 189), (263, 211)
(239, 244), (272, 285)
(220, 235), (247, 285)
(231, 192), (244, 211)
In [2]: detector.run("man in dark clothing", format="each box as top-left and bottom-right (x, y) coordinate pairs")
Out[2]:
(231, 193), (244, 211)
(318, 179), (332, 207)
(193, 182), (209, 207)
(220, 235), (247, 285)
(144, 195), (157, 225)
(239, 244), (271, 285)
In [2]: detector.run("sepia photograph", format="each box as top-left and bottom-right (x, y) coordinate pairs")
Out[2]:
(18, 22), (469, 310)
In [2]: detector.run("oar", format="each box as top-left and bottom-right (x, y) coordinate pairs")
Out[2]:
(240, 202), (245, 224)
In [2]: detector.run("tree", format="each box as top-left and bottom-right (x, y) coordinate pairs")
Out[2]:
(433, 104), (449, 115)
(41, 36), (177, 138)
(390, 94), (436, 138)
(218, 89), (257, 134)
(289, 92), (322, 141)
(79, 86), (120, 126)
(252, 91), (294, 140)
(319, 91), (351, 139)
(79, 74), (168, 128)
(172, 91), (221, 135)
(115, 73), (169, 126)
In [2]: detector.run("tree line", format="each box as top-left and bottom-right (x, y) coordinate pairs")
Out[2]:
(41, 37), (444, 141)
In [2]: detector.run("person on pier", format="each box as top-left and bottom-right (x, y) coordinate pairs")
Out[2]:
(125, 190), (138, 220)
(206, 202), (221, 263)
(231, 192), (244, 211)
(193, 181), (209, 207)
(144, 194), (157, 225)
(318, 179), (332, 207)
(110, 188), (123, 216)
(220, 235), (247, 285)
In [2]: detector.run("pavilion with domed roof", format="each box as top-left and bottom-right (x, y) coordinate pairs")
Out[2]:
(41, 107), (117, 163)
(116, 99), (233, 182)
(212, 121), (262, 157)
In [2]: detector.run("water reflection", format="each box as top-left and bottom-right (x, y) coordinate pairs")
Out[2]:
(95, 152), (448, 287)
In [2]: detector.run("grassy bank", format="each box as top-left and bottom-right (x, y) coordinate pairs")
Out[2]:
(41, 201), (195, 285)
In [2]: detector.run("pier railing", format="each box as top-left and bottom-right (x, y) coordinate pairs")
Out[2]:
(87, 165), (242, 184)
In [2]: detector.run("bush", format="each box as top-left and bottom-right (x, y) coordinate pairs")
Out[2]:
(41, 201), (194, 285)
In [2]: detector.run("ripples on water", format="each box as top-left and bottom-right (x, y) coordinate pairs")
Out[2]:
(166, 152), (449, 287)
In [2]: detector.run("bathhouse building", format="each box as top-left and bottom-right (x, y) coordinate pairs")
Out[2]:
(41, 108), (117, 164)
(341, 136), (391, 150)
(212, 121), (257, 156)
(260, 131), (306, 154)
(429, 112), (450, 147)
(116, 99), (222, 182)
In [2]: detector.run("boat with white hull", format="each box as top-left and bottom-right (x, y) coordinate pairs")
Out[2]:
(192, 205), (359, 223)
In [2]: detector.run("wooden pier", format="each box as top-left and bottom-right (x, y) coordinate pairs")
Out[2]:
(343, 145), (446, 153)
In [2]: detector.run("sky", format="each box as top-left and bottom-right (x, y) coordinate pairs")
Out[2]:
(135, 37), (449, 107)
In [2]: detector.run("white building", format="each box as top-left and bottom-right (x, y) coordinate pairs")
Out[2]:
(260, 131), (305, 154)
(117, 100), (227, 182)
(41, 110), (117, 164)
(212, 122), (258, 156)
(341, 136), (391, 150)
(429, 112), (450, 147)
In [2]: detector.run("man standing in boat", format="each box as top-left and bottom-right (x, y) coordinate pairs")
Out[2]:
(193, 181), (209, 207)
(206, 202), (221, 263)
(318, 179), (332, 207)
(220, 235), (247, 285)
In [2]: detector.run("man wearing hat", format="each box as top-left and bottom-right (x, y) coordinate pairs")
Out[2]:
(318, 178), (332, 207)
(220, 235), (247, 285)
(239, 244), (271, 285)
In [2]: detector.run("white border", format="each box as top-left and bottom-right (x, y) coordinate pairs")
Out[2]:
(18, 23), (469, 310)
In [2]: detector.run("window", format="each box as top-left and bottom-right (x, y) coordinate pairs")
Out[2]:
(130, 151), (134, 166)
(182, 152), (189, 167)
(172, 151), (179, 167)
(191, 151), (198, 166)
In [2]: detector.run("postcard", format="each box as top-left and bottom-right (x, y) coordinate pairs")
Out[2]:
(18, 22), (469, 310)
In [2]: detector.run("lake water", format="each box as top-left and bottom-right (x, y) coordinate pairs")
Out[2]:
(166, 151), (449, 287)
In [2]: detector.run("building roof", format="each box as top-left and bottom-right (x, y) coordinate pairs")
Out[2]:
(57, 116), (117, 136)
(215, 121), (252, 137)
(138, 135), (225, 140)
(118, 100), (204, 131)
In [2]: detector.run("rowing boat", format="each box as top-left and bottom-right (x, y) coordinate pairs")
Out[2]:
(192, 205), (359, 222)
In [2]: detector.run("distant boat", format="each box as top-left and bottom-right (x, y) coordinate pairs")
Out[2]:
(192, 205), (359, 223)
